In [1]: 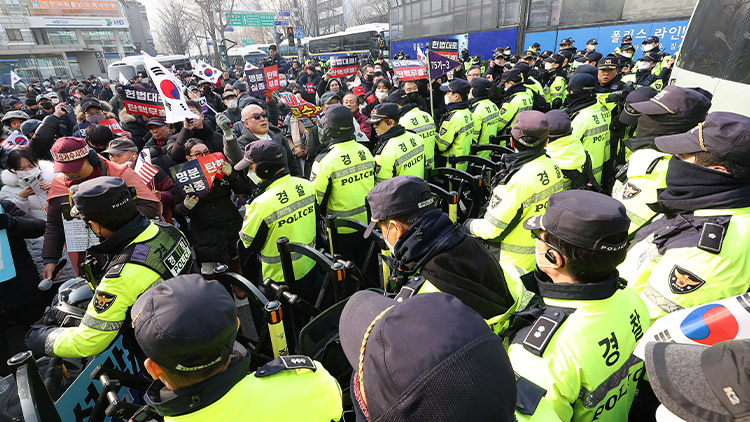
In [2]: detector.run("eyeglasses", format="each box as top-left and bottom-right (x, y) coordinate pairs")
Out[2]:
(245, 112), (268, 121)
(189, 150), (210, 157)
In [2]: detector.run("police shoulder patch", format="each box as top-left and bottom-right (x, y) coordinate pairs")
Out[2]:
(93, 291), (117, 314)
(490, 193), (502, 208)
(622, 181), (642, 199)
(439, 126), (448, 136)
(669, 265), (705, 294)
(255, 355), (316, 378)
(500, 108), (507, 115)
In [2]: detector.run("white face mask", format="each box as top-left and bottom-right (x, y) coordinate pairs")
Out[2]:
(280, 80), (288, 88)
(444, 93), (452, 104)
(226, 99), (238, 109)
(384, 221), (397, 255)
(621, 52), (633, 59)
(50, 97), (60, 105)
(544, 62), (554, 71)
(16, 167), (42, 188)
(535, 244), (557, 269)
(637, 61), (652, 71)
(375, 91), (388, 101)
(642, 44), (655, 52)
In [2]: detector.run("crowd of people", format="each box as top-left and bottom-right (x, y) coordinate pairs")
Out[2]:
(0, 34), (747, 422)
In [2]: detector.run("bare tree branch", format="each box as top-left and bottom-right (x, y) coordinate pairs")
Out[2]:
(154, 0), (192, 54)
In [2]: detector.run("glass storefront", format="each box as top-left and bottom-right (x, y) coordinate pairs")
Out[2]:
(48, 29), (78, 45)
(0, 55), (70, 82)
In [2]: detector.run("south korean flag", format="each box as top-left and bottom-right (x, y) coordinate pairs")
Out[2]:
(195, 59), (221, 85)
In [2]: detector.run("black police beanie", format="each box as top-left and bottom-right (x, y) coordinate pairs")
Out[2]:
(325, 104), (355, 140)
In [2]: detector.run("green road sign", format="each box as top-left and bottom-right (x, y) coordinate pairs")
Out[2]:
(242, 40), (258, 46)
(225, 12), (275, 27)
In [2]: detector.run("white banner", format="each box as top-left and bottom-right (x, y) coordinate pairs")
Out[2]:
(194, 59), (222, 84)
(9, 71), (22, 89)
(142, 53), (198, 124)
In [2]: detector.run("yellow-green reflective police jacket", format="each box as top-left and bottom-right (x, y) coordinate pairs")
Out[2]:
(164, 357), (343, 422)
(619, 207), (750, 324)
(467, 153), (566, 272)
(498, 85), (534, 133)
(46, 221), (190, 357)
(240, 172), (317, 283)
(400, 105), (437, 170)
(470, 97), (500, 160)
(509, 276), (650, 422)
(570, 103), (611, 184)
(544, 74), (567, 109)
(373, 126), (425, 183)
(311, 138), (376, 229)
(545, 133), (587, 184)
(438, 104), (474, 171)
(611, 147), (670, 235)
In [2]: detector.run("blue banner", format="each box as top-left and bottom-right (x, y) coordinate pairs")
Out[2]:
(523, 19), (689, 56)
(390, 28), (518, 62)
(0, 203), (16, 283)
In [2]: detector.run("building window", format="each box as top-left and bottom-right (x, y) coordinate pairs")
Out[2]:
(48, 29), (77, 45)
(6, 28), (22, 42)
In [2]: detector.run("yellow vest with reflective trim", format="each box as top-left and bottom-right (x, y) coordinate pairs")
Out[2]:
(544, 75), (567, 108)
(546, 133), (587, 175)
(166, 360), (343, 422)
(470, 98), (500, 159)
(438, 107), (474, 171)
(468, 154), (566, 272)
(571, 103), (611, 184)
(240, 174), (317, 282)
(400, 106), (437, 169)
(498, 90), (534, 133)
(618, 207), (750, 324)
(510, 287), (650, 422)
(374, 130), (425, 183)
(311, 139), (375, 229)
(611, 148), (670, 235)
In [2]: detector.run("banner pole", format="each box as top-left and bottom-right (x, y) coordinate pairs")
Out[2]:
(426, 48), (435, 121)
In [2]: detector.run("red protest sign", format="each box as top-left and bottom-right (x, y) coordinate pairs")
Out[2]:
(98, 118), (125, 135)
(392, 60), (428, 81)
(197, 152), (226, 189)
(330, 55), (358, 78)
(263, 65), (280, 91)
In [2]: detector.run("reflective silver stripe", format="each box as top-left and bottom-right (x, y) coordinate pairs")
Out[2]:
(413, 124), (435, 134)
(394, 145), (424, 166)
(456, 123), (473, 136)
(240, 232), (254, 244)
(498, 116), (510, 125)
(482, 112), (499, 123)
(523, 179), (567, 207)
(44, 327), (68, 356)
(330, 161), (376, 180)
(519, 105), (533, 112)
(82, 315), (125, 332)
(426, 156), (434, 168)
(437, 136), (453, 147)
(259, 240), (316, 264)
(578, 354), (643, 408)
(550, 92), (564, 98)
(592, 165), (603, 175)
(263, 195), (315, 225)
(327, 205), (367, 218)
(485, 213), (508, 230)
(583, 124), (608, 138)
(315, 189), (326, 198)
(644, 283), (684, 313)
(626, 209), (648, 227)
(501, 243), (536, 254)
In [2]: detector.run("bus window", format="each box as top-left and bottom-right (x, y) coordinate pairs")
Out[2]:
(343, 36), (356, 52)
(721, 2), (750, 84)
(354, 32), (371, 51)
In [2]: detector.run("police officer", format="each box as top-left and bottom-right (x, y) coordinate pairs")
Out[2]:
(639, 35), (672, 75)
(585, 38), (598, 51)
(613, 34), (633, 54)
(633, 52), (673, 91)
(132, 274), (343, 422)
(390, 89), (437, 170)
(597, 56), (626, 93)
(496, 68), (534, 135)
(545, 110), (593, 190)
(238, 140), (317, 287)
(367, 103), (425, 183)
(612, 86), (711, 235)
(619, 112), (750, 324)
(566, 73), (611, 185)
(465, 111), (566, 273)
(542, 53), (567, 109)
(437, 78), (474, 170)
(558, 37), (576, 56)
(25, 177), (190, 358)
(469, 77), (500, 158)
(363, 176), (519, 332)
(508, 190), (650, 422)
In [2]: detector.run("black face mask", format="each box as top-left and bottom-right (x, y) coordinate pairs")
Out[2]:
(202, 87), (212, 95)
(365, 75), (374, 82)
(407, 92), (421, 103)
(41, 102), (53, 111)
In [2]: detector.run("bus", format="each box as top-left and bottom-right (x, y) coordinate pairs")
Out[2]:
(255, 40), (303, 60)
(226, 46), (270, 68)
(306, 23), (389, 60)
(669, 0), (750, 115)
(107, 54), (191, 82)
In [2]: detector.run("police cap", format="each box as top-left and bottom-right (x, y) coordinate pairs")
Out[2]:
(620, 43), (636, 52)
(493, 50), (504, 59)
(439, 78), (471, 96)
(514, 61), (532, 75)
(520, 50), (537, 59)
(131, 274), (237, 372)
(366, 103), (399, 124)
(234, 139), (285, 174)
(364, 176), (435, 238)
(541, 50), (554, 59)
(598, 56), (619, 70)
(643, 35), (659, 44)
(470, 77), (492, 97)
(532, 42), (541, 49)
(546, 110), (572, 139)
(567, 73), (598, 94)
(619, 86), (658, 126)
(511, 110), (548, 147)
(500, 68), (523, 83)
(386, 88), (407, 103)
(640, 52), (659, 62)
(631, 86), (712, 117)
(558, 49), (573, 60)
(339, 290), (515, 420)
(622, 34), (633, 43)
(587, 38), (598, 45)
(574, 64), (598, 78)
(71, 176), (135, 219)
(559, 37), (574, 46)
(523, 190), (630, 251)
(544, 53), (565, 65)
(655, 112), (750, 166)
(583, 51), (603, 63)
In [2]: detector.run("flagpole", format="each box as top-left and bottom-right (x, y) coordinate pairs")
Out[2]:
(426, 48), (435, 121)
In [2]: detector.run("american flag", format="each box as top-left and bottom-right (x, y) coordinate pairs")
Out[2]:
(1, 131), (28, 149)
(134, 150), (159, 184)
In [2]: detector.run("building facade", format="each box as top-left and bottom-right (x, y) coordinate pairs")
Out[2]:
(0, 0), (155, 83)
